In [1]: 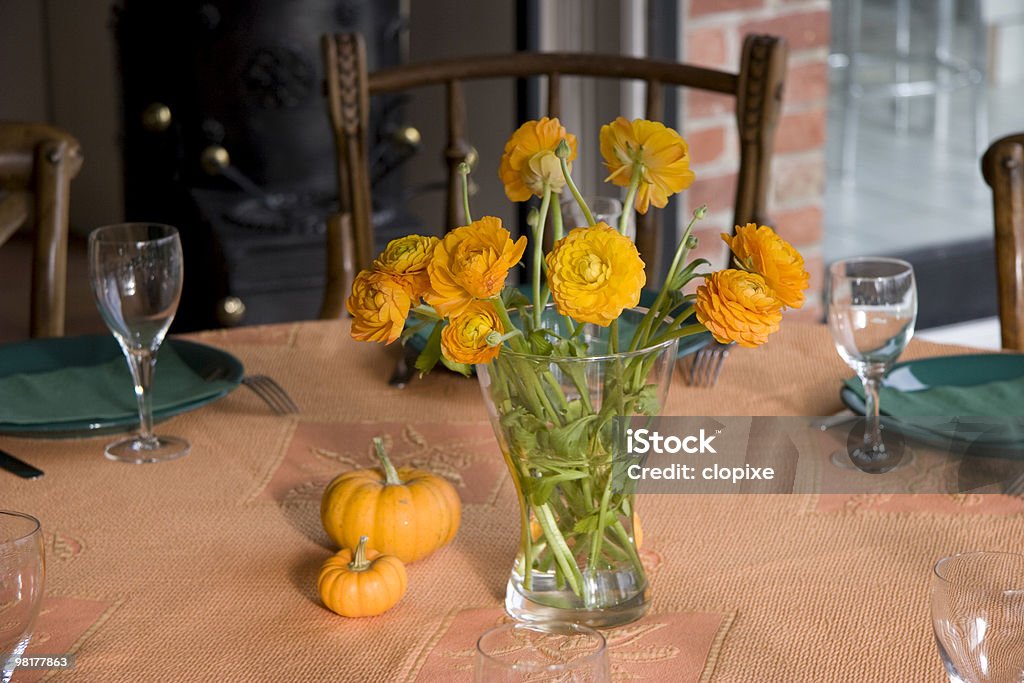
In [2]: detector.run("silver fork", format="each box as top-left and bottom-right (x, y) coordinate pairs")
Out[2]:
(242, 375), (300, 415)
(682, 341), (733, 387)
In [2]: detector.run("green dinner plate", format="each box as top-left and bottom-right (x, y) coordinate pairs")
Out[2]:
(0, 335), (244, 438)
(840, 353), (1024, 452)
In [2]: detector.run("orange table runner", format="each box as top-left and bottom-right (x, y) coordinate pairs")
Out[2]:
(3, 320), (1016, 682)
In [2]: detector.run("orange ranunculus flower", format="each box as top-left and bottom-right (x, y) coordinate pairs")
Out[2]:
(425, 216), (528, 317)
(545, 223), (646, 327)
(440, 300), (504, 365)
(372, 234), (440, 299)
(346, 270), (413, 345)
(600, 117), (695, 214)
(694, 269), (783, 348)
(498, 117), (578, 201)
(722, 224), (809, 309)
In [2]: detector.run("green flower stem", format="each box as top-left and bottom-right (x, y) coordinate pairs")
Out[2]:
(543, 372), (571, 413)
(612, 519), (646, 582)
(533, 186), (552, 329)
(609, 319), (620, 354)
(535, 502), (583, 595)
(458, 162), (473, 224)
(492, 296), (529, 354)
(629, 212), (703, 352)
(587, 474), (615, 587)
(558, 150), (595, 226)
(551, 191), (565, 243)
(619, 163), (644, 236)
(648, 322), (707, 347)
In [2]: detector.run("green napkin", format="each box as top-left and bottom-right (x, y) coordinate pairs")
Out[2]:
(844, 375), (1024, 446)
(0, 346), (236, 425)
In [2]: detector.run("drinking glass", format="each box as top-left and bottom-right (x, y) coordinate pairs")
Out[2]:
(88, 223), (190, 463)
(932, 551), (1024, 682)
(828, 257), (917, 469)
(560, 196), (632, 238)
(0, 511), (44, 683)
(475, 621), (609, 682)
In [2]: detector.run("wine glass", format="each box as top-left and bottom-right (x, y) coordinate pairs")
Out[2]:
(560, 196), (632, 238)
(475, 621), (609, 682)
(88, 223), (190, 463)
(828, 257), (917, 471)
(932, 551), (1024, 682)
(0, 511), (44, 683)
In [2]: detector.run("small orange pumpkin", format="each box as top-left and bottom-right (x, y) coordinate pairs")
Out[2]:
(320, 437), (461, 563)
(318, 536), (407, 617)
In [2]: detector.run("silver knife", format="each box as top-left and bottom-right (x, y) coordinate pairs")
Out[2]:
(0, 448), (44, 479)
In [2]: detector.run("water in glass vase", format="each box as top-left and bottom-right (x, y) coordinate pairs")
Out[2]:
(829, 304), (915, 370)
(506, 551), (648, 628)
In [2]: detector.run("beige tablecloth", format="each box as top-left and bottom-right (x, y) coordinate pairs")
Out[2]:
(4, 320), (1019, 682)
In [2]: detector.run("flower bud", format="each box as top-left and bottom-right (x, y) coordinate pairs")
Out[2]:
(694, 204), (708, 220)
(555, 139), (572, 159)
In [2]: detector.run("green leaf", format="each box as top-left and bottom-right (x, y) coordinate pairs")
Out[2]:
(440, 356), (473, 377)
(630, 384), (661, 416)
(564, 399), (586, 423)
(502, 286), (531, 309)
(528, 329), (554, 355)
(667, 258), (711, 290)
(548, 414), (599, 458)
(414, 321), (444, 375)
(572, 513), (601, 534)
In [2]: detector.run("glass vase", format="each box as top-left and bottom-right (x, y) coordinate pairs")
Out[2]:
(476, 307), (679, 628)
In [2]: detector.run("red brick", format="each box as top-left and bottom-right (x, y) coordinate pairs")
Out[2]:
(774, 109), (827, 154)
(767, 205), (822, 246)
(688, 172), (737, 217)
(771, 155), (824, 205)
(686, 89), (734, 119)
(741, 10), (830, 51)
(686, 26), (729, 67)
(687, 125), (729, 166)
(689, 0), (764, 18)
(785, 61), (829, 105)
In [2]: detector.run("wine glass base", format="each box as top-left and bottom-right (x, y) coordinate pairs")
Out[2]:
(104, 435), (191, 464)
(830, 447), (915, 473)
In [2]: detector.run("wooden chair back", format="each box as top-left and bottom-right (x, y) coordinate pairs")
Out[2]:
(0, 122), (83, 337)
(983, 133), (1024, 350)
(320, 34), (788, 318)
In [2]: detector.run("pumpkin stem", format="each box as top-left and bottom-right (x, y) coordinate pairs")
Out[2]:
(372, 437), (403, 486)
(349, 535), (372, 572)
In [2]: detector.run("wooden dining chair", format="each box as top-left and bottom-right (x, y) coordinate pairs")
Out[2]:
(0, 122), (83, 338)
(319, 34), (788, 318)
(982, 133), (1024, 351)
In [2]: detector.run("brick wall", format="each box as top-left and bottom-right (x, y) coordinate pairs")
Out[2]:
(681, 0), (830, 320)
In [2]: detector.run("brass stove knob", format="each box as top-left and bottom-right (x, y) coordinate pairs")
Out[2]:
(200, 145), (230, 175)
(142, 103), (172, 132)
(392, 125), (421, 148)
(216, 296), (246, 327)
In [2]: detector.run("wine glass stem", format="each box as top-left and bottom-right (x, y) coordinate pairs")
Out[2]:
(126, 348), (158, 444)
(860, 370), (884, 451)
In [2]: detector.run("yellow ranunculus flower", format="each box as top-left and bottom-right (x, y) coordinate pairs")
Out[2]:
(372, 234), (440, 300)
(440, 300), (504, 365)
(425, 216), (528, 317)
(600, 117), (695, 214)
(346, 270), (413, 345)
(499, 117), (578, 201)
(722, 224), (809, 309)
(694, 269), (782, 348)
(545, 223), (646, 327)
